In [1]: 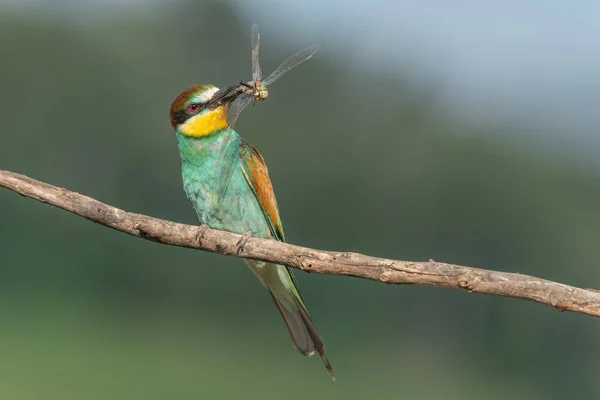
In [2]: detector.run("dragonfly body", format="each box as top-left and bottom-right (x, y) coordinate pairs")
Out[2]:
(237, 80), (269, 101)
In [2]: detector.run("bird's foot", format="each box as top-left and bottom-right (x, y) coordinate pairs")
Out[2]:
(236, 230), (253, 255)
(195, 224), (210, 244)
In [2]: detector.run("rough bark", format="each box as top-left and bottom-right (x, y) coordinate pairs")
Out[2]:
(1, 169), (599, 318)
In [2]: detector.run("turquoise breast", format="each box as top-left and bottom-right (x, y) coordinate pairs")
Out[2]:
(177, 129), (271, 238)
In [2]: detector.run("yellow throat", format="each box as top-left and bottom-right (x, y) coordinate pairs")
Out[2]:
(179, 106), (229, 138)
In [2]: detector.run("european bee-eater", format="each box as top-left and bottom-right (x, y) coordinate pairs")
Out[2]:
(169, 84), (334, 380)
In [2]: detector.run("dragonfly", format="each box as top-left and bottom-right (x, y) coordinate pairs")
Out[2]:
(210, 23), (320, 128)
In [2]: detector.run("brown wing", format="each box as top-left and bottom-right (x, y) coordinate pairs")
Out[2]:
(239, 142), (285, 241)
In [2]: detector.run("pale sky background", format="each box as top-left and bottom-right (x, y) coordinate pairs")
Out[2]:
(3, 0), (599, 143)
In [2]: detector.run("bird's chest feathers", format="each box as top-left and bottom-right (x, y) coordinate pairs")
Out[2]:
(178, 130), (243, 215)
(177, 130), (273, 237)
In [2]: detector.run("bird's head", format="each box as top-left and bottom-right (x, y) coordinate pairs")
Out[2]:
(169, 84), (237, 138)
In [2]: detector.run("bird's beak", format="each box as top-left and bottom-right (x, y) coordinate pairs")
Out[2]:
(207, 84), (243, 110)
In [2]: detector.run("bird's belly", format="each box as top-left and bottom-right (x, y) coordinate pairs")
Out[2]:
(188, 167), (271, 238)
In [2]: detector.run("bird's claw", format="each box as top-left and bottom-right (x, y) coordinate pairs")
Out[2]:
(196, 224), (210, 244)
(236, 230), (253, 255)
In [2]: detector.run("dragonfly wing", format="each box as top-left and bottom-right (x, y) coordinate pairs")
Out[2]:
(262, 44), (320, 86)
(251, 23), (262, 81)
(228, 94), (253, 129)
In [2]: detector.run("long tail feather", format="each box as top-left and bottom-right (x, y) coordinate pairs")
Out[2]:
(269, 292), (336, 381)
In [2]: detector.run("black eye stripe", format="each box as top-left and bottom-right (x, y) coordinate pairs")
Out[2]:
(173, 109), (189, 125)
(173, 102), (209, 126)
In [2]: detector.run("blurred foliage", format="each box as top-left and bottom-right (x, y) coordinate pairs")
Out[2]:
(1, 1), (600, 399)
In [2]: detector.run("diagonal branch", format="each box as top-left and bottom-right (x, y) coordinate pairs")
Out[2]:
(1, 169), (600, 318)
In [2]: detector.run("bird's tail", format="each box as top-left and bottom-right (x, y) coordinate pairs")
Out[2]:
(269, 290), (335, 381)
(245, 259), (334, 380)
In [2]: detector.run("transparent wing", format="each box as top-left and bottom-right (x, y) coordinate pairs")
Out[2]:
(228, 94), (254, 129)
(251, 23), (262, 81)
(262, 44), (320, 86)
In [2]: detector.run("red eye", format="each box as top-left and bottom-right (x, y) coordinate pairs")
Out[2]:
(188, 104), (200, 113)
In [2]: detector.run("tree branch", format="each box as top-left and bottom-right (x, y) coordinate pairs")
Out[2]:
(1, 169), (599, 318)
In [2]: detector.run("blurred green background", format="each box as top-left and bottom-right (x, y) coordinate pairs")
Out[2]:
(2, 1), (600, 399)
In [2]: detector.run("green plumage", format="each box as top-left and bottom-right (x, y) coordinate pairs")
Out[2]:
(178, 130), (262, 235)
(175, 119), (334, 379)
(178, 129), (299, 306)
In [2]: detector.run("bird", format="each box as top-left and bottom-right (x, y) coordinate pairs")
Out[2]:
(169, 83), (334, 380)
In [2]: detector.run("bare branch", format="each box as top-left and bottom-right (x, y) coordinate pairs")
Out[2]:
(1, 169), (600, 318)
